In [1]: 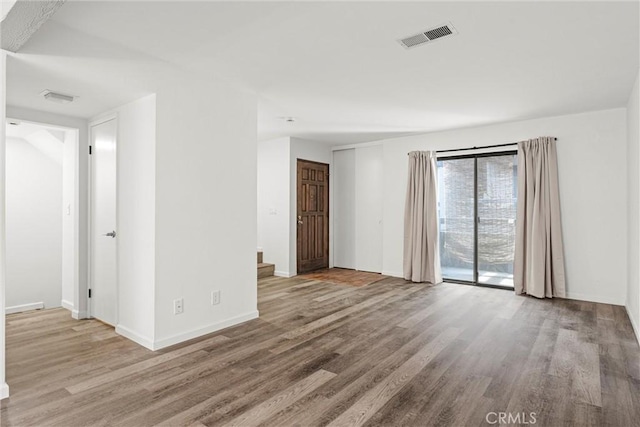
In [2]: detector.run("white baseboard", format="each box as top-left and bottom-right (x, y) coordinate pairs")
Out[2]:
(626, 305), (640, 346)
(0, 382), (9, 400)
(115, 324), (154, 350)
(274, 270), (294, 278)
(564, 292), (624, 306)
(382, 270), (403, 279)
(152, 310), (259, 351)
(5, 302), (44, 314)
(61, 299), (74, 312)
(72, 310), (88, 320)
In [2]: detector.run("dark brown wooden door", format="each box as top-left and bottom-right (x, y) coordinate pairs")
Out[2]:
(297, 159), (330, 274)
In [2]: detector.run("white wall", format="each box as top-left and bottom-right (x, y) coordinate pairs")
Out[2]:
(110, 94), (157, 347)
(6, 106), (89, 319)
(332, 149), (356, 269)
(257, 137), (290, 276)
(355, 145), (383, 273)
(61, 129), (77, 311)
(627, 70), (640, 340)
(1, 50), (9, 400)
(347, 109), (629, 305)
(289, 138), (333, 275)
(153, 75), (258, 349)
(5, 137), (62, 309)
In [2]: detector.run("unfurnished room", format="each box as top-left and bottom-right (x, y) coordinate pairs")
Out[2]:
(0, 1), (639, 426)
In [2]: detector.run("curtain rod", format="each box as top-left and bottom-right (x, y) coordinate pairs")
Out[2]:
(407, 138), (557, 155)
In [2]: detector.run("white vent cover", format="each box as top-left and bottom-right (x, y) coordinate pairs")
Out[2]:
(398, 23), (458, 49)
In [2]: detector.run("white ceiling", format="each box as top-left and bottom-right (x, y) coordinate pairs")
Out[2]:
(5, 1), (639, 145)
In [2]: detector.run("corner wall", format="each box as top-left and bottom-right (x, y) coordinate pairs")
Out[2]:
(111, 94), (157, 348)
(627, 70), (640, 342)
(153, 76), (258, 349)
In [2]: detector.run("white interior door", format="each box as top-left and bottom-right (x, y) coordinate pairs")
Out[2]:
(90, 118), (117, 326)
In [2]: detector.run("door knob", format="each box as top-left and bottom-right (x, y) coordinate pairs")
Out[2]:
(297, 215), (303, 225)
(104, 230), (116, 238)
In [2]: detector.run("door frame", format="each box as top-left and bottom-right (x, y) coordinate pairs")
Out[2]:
(437, 150), (517, 290)
(88, 113), (118, 322)
(296, 158), (330, 274)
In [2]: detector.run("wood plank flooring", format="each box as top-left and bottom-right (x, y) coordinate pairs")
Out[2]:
(1, 276), (639, 426)
(298, 269), (386, 287)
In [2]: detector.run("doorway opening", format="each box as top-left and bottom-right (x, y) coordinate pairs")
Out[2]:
(296, 159), (330, 274)
(4, 118), (81, 315)
(437, 151), (517, 289)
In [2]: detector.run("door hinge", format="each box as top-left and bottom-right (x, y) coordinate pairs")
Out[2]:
(88, 289), (92, 298)
(89, 146), (92, 155)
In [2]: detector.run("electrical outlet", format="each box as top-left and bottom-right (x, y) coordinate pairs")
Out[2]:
(173, 298), (184, 315)
(211, 290), (221, 305)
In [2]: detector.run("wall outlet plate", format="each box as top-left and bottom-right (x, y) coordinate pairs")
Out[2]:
(211, 290), (221, 305)
(174, 298), (184, 315)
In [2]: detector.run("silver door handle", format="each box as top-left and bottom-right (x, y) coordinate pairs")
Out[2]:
(104, 231), (116, 238)
(297, 215), (303, 225)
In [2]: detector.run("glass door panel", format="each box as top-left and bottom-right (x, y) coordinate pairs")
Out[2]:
(437, 158), (476, 283)
(476, 155), (517, 288)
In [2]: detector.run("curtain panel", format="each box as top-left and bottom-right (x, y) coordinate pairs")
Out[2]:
(403, 151), (442, 284)
(514, 137), (566, 298)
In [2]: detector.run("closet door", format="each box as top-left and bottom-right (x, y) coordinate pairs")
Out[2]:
(333, 149), (356, 269)
(355, 145), (383, 273)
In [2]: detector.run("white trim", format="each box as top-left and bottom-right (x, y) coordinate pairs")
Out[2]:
(61, 299), (74, 311)
(115, 324), (154, 350)
(274, 270), (294, 278)
(72, 309), (88, 320)
(564, 292), (624, 306)
(5, 302), (44, 314)
(89, 112), (117, 128)
(0, 382), (9, 400)
(152, 311), (259, 351)
(626, 305), (640, 346)
(382, 270), (403, 278)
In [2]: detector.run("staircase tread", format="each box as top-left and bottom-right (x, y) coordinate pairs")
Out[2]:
(258, 263), (275, 268)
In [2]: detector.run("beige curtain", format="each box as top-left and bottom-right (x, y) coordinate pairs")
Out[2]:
(514, 137), (566, 298)
(404, 151), (442, 284)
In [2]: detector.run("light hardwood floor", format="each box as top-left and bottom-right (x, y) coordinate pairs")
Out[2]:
(1, 275), (639, 426)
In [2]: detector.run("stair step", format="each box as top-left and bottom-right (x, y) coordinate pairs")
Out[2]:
(258, 262), (275, 279)
(257, 251), (263, 264)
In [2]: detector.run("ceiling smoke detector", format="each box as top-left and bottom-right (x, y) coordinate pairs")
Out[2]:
(398, 23), (458, 49)
(41, 90), (76, 104)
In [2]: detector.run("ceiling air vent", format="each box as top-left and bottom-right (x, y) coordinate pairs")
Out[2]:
(398, 23), (458, 49)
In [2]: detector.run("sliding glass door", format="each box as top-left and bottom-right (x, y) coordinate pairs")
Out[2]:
(437, 152), (517, 289)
